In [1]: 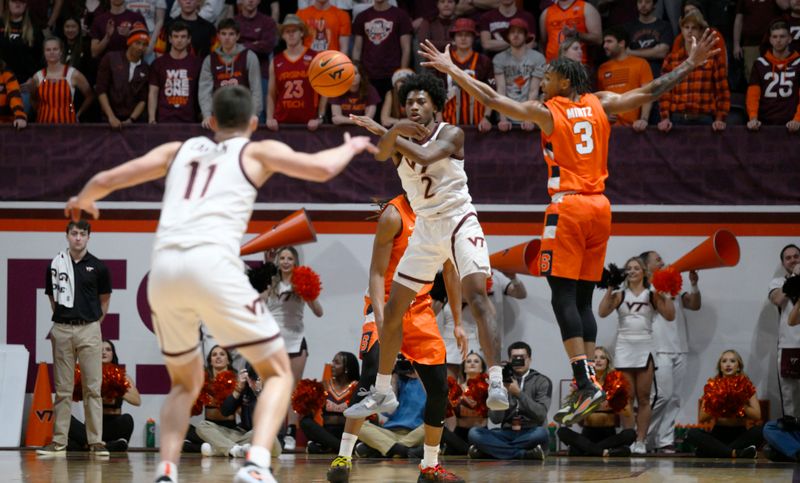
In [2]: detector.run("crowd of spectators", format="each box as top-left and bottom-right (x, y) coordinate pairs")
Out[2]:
(1, 0), (798, 132)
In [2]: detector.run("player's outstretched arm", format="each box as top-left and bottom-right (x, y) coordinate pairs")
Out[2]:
(418, 40), (554, 133)
(65, 142), (182, 220)
(250, 133), (377, 182)
(598, 29), (721, 115)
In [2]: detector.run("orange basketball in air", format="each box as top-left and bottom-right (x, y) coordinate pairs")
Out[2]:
(308, 50), (355, 98)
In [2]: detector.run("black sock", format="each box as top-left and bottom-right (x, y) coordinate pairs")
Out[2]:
(570, 355), (591, 390)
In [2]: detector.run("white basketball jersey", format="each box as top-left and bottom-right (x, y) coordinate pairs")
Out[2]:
(616, 288), (656, 339)
(154, 136), (257, 254)
(397, 122), (472, 219)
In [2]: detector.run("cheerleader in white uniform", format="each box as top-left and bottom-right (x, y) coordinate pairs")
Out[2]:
(264, 246), (323, 450)
(598, 256), (674, 454)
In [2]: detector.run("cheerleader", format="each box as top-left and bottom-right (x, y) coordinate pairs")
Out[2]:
(191, 345), (239, 454)
(299, 352), (360, 453)
(443, 351), (488, 456)
(557, 347), (636, 456)
(686, 350), (762, 458)
(598, 256), (675, 454)
(265, 246), (323, 450)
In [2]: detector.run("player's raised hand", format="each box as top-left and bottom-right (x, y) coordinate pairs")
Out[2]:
(349, 114), (387, 136)
(65, 196), (99, 221)
(391, 119), (430, 140)
(343, 132), (378, 155)
(419, 40), (457, 75)
(687, 29), (721, 68)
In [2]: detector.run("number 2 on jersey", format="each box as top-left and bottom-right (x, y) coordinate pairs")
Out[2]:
(184, 161), (217, 199)
(573, 120), (595, 155)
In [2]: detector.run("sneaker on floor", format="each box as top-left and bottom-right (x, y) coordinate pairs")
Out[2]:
(630, 441), (647, 455)
(283, 435), (296, 452)
(343, 386), (399, 418)
(417, 464), (465, 482)
(486, 380), (509, 411)
(326, 455), (352, 483)
(234, 462), (276, 483)
(607, 446), (632, 457)
(229, 444), (247, 458)
(521, 444), (545, 461)
(36, 442), (67, 456)
(201, 442), (214, 457)
(306, 441), (326, 454)
(155, 476), (176, 483)
(559, 385), (606, 426)
(106, 438), (128, 452)
(737, 445), (757, 459)
(467, 445), (488, 460)
(354, 442), (382, 458)
(407, 445), (424, 459)
(89, 443), (110, 457)
(656, 445), (676, 454)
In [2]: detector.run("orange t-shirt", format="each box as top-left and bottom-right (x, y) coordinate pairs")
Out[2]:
(541, 93), (610, 196)
(297, 5), (352, 53)
(596, 56), (653, 125)
(543, 0), (588, 62)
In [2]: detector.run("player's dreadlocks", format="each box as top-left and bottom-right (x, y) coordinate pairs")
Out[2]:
(548, 57), (592, 95)
(398, 74), (447, 112)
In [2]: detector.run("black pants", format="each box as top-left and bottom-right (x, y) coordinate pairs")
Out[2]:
(300, 416), (344, 451)
(687, 425), (764, 458)
(68, 413), (134, 449)
(557, 426), (636, 456)
(441, 426), (471, 455)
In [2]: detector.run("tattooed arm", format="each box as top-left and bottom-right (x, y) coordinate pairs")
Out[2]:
(597, 29), (722, 115)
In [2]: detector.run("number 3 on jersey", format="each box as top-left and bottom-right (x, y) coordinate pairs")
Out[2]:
(573, 120), (594, 155)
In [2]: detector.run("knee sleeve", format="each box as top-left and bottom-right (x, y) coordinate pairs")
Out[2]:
(577, 280), (597, 343)
(414, 363), (448, 427)
(547, 276), (583, 341)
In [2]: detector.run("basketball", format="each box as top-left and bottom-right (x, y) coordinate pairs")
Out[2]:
(307, 50), (355, 98)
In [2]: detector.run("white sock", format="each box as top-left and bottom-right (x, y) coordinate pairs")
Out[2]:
(375, 373), (392, 394)
(246, 445), (271, 468)
(156, 461), (178, 482)
(421, 444), (440, 469)
(339, 432), (358, 458)
(488, 365), (502, 383)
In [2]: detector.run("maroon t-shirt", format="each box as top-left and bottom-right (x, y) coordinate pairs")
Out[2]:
(749, 52), (800, 124)
(479, 8), (539, 42)
(236, 12), (278, 79)
(90, 10), (147, 55)
(148, 53), (202, 122)
(736, 0), (784, 46)
(330, 84), (381, 116)
(353, 6), (413, 80)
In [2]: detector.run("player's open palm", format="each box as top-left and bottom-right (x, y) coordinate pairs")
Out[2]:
(392, 119), (430, 139)
(343, 132), (378, 155)
(349, 114), (386, 136)
(418, 40), (457, 75)
(687, 29), (721, 67)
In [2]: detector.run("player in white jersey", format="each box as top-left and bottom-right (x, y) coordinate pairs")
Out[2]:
(346, 74), (512, 425)
(598, 256), (674, 454)
(64, 86), (376, 483)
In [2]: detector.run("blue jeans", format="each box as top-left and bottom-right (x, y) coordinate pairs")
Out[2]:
(468, 426), (549, 460)
(763, 420), (800, 459)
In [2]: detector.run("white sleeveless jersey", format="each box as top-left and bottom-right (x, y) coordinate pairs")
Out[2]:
(397, 122), (472, 219)
(153, 136), (257, 254)
(616, 287), (656, 340)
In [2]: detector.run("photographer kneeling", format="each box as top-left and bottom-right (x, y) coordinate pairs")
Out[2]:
(467, 341), (552, 460)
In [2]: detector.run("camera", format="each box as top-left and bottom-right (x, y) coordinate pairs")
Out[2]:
(501, 362), (515, 383)
(779, 415), (800, 431)
(510, 355), (526, 368)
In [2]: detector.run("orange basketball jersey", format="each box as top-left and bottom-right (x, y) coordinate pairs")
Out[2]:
(378, 194), (432, 300)
(543, 0), (588, 62)
(541, 93), (610, 197)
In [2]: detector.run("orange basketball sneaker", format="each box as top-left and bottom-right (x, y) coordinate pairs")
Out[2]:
(417, 464), (465, 483)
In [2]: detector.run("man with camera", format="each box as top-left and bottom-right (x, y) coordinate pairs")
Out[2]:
(467, 341), (552, 460)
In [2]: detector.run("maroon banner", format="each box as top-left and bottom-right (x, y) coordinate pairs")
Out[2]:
(1, 124), (798, 204)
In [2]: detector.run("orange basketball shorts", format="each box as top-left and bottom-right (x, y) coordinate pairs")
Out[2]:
(537, 193), (611, 282)
(360, 295), (446, 366)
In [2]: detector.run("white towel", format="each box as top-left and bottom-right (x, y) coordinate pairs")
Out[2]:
(50, 251), (75, 308)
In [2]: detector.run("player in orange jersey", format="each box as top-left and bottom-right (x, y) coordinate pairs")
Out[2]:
(419, 30), (720, 425)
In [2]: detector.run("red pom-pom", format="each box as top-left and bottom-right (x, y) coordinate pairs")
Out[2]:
(603, 370), (631, 413)
(291, 379), (327, 416)
(102, 363), (132, 401)
(446, 376), (463, 418)
(652, 267), (683, 297)
(465, 374), (490, 417)
(191, 373), (212, 416)
(292, 266), (322, 302)
(73, 366), (83, 402)
(701, 374), (756, 419)
(210, 370), (238, 407)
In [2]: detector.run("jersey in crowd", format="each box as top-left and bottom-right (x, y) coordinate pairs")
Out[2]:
(353, 5), (413, 80)
(625, 17), (673, 77)
(297, 4), (352, 52)
(90, 10), (147, 54)
(748, 51), (800, 124)
(153, 137), (256, 254)
(273, 48), (319, 123)
(397, 123), (472, 220)
(541, 94), (609, 196)
(442, 51), (493, 125)
(786, 14), (800, 54)
(330, 84), (380, 117)
(542, 0), (589, 62)
(596, 56), (653, 125)
(149, 53), (202, 122)
(210, 50), (252, 89)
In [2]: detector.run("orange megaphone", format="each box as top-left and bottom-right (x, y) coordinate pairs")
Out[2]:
(490, 239), (542, 276)
(240, 209), (317, 256)
(670, 229), (741, 272)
